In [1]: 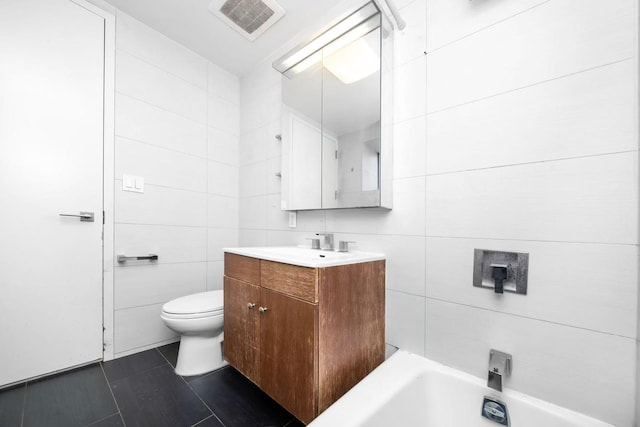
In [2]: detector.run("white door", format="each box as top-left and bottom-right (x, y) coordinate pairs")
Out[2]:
(0, 0), (105, 386)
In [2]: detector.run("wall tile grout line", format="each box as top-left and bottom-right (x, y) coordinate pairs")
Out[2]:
(115, 134), (240, 168)
(424, 295), (637, 340)
(116, 47), (208, 93)
(424, 235), (639, 248)
(115, 178), (238, 196)
(425, 149), (639, 177)
(426, 57), (635, 116)
(114, 90), (208, 127)
(117, 45), (240, 108)
(116, 88), (240, 134)
(425, 0), (554, 55)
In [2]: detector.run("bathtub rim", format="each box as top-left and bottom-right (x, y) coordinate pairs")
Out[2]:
(308, 349), (614, 427)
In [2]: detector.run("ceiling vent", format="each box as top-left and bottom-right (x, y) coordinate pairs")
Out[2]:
(208, 0), (286, 42)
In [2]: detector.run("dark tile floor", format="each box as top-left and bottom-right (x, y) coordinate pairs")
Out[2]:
(0, 342), (304, 427)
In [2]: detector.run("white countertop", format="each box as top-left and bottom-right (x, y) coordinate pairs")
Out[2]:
(223, 246), (385, 268)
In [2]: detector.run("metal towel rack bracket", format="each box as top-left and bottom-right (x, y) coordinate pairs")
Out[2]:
(117, 254), (159, 263)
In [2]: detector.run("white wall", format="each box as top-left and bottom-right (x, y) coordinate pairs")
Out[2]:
(111, 13), (239, 357)
(238, 0), (639, 425)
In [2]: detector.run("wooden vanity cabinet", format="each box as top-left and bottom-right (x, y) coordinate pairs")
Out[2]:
(224, 253), (385, 425)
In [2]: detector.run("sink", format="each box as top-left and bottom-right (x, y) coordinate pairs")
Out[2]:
(223, 246), (385, 268)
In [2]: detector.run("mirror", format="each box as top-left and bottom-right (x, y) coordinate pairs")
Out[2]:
(276, 2), (392, 210)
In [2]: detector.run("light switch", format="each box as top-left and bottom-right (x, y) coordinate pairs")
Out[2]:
(288, 211), (297, 228)
(123, 174), (144, 193)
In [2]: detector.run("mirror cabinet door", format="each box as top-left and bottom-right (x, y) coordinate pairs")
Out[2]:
(321, 27), (381, 209)
(281, 53), (323, 210)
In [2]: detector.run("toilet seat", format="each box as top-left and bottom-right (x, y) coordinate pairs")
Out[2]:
(161, 290), (223, 319)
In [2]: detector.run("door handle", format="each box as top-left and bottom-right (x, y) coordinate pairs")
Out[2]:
(59, 212), (94, 222)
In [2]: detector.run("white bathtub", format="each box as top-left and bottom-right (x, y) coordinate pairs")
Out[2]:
(309, 350), (613, 427)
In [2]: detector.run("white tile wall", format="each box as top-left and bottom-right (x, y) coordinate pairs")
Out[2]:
(425, 0), (550, 52)
(115, 94), (207, 157)
(393, 116), (426, 179)
(239, 161), (268, 197)
(393, 56), (426, 122)
(325, 177), (426, 236)
(426, 0), (636, 113)
(208, 96), (240, 134)
(116, 137), (207, 193)
(208, 127), (238, 166)
(112, 12), (239, 355)
(426, 153), (638, 244)
(207, 227), (239, 261)
(426, 237), (638, 338)
(239, 196), (268, 230)
(208, 63), (240, 105)
(240, 127), (269, 166)
(426, 59), (638, 174)
(208, 194), (240, 229)
(115, 262), (207, 309)
(115, 224), (207, 264)
(237, 1), (639, 425)
(116, 50), (207, 124)
(393, 0), (426, 65)
(115, 184), (207, 227)
(206, 261), (224, 291)
(114, 303), (178, 354)
(116, 13), (208, 89)
(425, 299), (636, 427)
(208, 160), (239, 197)
(386, 290), (425, 356)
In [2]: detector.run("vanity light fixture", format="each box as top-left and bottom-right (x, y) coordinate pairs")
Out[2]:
(273, 2), (380, 76)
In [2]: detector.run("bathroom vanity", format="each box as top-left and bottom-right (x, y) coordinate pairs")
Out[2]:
(223, 247), (385, 425)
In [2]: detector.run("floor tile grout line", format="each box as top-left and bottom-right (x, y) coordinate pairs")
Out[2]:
(19, 382), (27, 427)
(190, 413), (225, 427)
(84, 411), (121, 426)
(98, 362), (127, 427)
(179, 370), (227, 427)
(155, 347), (225, 426)
(155, 346), (175, 368)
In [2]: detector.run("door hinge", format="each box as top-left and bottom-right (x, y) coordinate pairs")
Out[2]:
(102, 210), (105, 225)
(335, 150), (338, 159)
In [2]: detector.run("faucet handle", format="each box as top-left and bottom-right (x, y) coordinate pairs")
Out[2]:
(306, 237), (321, 250)
(337, 241), (355, 253)
(315, 233), (334, 250)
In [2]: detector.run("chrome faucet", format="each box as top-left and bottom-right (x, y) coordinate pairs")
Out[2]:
(488, 349), (512, 392)
(316, 233), (334, 251)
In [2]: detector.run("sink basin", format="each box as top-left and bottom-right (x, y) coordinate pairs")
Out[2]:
(223, 246), (385, 268)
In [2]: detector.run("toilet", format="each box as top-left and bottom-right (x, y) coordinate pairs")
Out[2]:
(160, 290), (225, 376)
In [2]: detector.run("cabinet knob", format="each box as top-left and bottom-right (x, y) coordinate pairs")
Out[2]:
(247, 303), (256, 309)
(258, 306), (268, 314)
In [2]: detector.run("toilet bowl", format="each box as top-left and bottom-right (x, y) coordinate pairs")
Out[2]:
(160, 290), (225, 376)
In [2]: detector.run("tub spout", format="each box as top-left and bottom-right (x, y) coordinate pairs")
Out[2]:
(488, 349), (512, 392)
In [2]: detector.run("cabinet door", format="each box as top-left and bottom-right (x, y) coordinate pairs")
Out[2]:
(224, 276), (260, 384)
(259, 288), (318, 425)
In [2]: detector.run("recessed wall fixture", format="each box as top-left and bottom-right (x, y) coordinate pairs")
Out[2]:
(208, 0), (285, 41)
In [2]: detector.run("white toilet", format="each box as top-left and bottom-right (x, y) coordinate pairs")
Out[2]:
(160, 290), (225, 376)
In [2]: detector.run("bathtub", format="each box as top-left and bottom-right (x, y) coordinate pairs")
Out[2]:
(308, 350), (613, 427)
